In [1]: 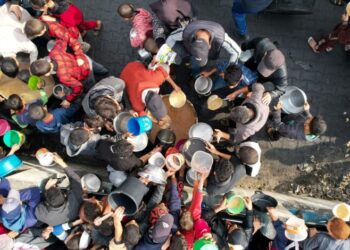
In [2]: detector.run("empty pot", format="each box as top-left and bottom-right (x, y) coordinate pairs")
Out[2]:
(108, 177), (149, 216)
(0, 154), (23, 177)
(191, 150), (213, 174)
(182, 138), (208, 166)
(155, 129), (176, 150)
(169, 90), (187, 108)
(279, 86), (307, 114)
(188, 122), (213, 142)
(186, 168), (197, 187)
(138, 164), (167, 185)
(165, 153), (185, 171)
(113, 112), (133, 134)
(194, 76), (213, 96)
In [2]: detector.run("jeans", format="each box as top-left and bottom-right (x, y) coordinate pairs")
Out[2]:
(84, 57), (109, 91)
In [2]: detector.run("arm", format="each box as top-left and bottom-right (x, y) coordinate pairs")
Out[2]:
(189, 173), (207, 221)
(20, 187), (41, 209)
(226, 86), (249, 101)
(169, 177), (181, 216)
(206, 143), (231, 160)
(221, 33), (242, 65)
(241, 37), (263, 51)
(268, 69), (288, 99)
(166, 75), (181, 91)
(165, 27), (184, 49)
(300, 233), (322, 249)
(112, 207), (125, 244)
(250, 83), (265, 100)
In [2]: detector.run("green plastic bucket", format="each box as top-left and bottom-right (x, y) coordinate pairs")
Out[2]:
(226, 194), (245, 215)
(193, 239), (218, 250)
(28, 75), (41, 90)
(3, 130), (26, 147)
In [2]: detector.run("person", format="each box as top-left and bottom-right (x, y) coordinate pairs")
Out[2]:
(301, 217), (350, 249)
(231, 0), (273, 40)
(308, 13), (350, 53)
(0, 4), (38, 63)
(227, 37), (287, 105)
(120, 61), (179, 126)
(216, 83), (270, 144)
(60, 123), (109, 157)
(6, 93), (47, 128)
(268, 101), (327, 141)
(35, 153), (83, 226)
(0, 57), (19, 78)
(29, 0), (102, 34)
(117, 3), (153, 48)
(82, 76), (127, 117)
(0, 187), (41, 233)
(28, 101), (79, 133)
(167, 20), (241, 72)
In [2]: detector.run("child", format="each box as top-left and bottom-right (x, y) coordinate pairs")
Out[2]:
(117, 3), (153, 48)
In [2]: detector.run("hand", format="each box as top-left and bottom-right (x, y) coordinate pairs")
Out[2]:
(206, 142), (219, 155)
(166, 169), (177, 178)
(7, 230), (19, 239)
(173, 84), (181, 92)
(253, 216), (262, 233)
(216, 197), (228, 212)
(309, 227), (318, 237)
(60, 100), (71, 108)
(200, 71), (211, 78)
(225, 92), (238, 101)
(41, 227), (53, 240)
(129, 109), (139, 117)
(304, 101), (310, 111)
(122, 132), (133, 140)
(262, 92), (272, 105)
(45, 178), (58, 190)
(139, 176), (150, 185)
(342, 14), (349, 23)
(41, 14), (56, 22)
(213, 129), (225, 143)
(199, 171), (210, 181)
(104, 121), (114, 132)
(243, 196), (253, 211)
(9, 144), (21, 154)
(0, 95), (6, 102)
(113, 206), (125, 222)
(274, 101), (282, 111)
(77, 58), (85, 66)
(267, 207), (278, 221)
(0, 195), (5, 205)
(150, 145), (163, 155)
(9, 5), (22, 21)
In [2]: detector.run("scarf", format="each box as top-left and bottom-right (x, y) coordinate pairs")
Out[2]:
(3, 207), (26, 232)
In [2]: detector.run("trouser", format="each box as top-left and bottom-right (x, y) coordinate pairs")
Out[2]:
(84, 57), (109, 91)
(316, 23), (350, 52)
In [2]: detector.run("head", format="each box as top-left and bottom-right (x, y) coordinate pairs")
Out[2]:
(24, 19), (46, 39)
(224, 64), (242, 88)
(239, 146), (259, 165)
(30, 59), (53, 77)
(152, 214), (174, 244)
(123, 220), (141, 248)
(144, 38), (159, 55)
(30, 0), (49, 11)
(28, 103), (47, 120)
(214, 159), (234, 183)
(95, 217), (114, 237)
(149, 203), (169, 225)
(310, 116), (327, 136)
(227, 228), (248, 250)
(117, 3), (136, 20)
(80, 200), (102, 224)
(17, 69), (31, 83)
(0, 57), (19, 78)
(94, 96), (121, 120)
(180, 210), (194, 231)
(84, 115), (104, 130)
(257, 49), (285, 77)
(44, 187), (66, 208)
(1, 190), (22, 222)
(69, 128), (90, 147)
(112, 139), (134, 159)
(327, 217), (350, 240)
(6, 94), (24, 112)
(230, 106), (254, 124)
(170, 234), (187, 250)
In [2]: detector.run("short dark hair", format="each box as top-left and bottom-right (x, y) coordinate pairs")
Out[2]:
(123, 224), (141, 247)
(82, 201), (102, 223)
(144, 38), (159, 54)
(230, 106), (252, 124)
(69, 128), (90, 146)
(310, 116), (327, 136)
(95, 217), (114, 237)
(30, 59), (51, 76)
(28, 103), (46, 120)
(117, 3), (135, 18)
(30, 0), (47, 8)
(24, 19), (45, 38)
(224, 64), (242, 86)
(94, 96), (120, 120)
(113, 139), (134, 158)
(1, 57), (18, 78)
(239, 146), (258, 165)
(6, 94), (23, 111)
(170, 234), (187, 250)
(84, 115), (104, 129)
(215, 159), (234, 182)
(17, 69), (31, 83)
(44, 187), (66, 208)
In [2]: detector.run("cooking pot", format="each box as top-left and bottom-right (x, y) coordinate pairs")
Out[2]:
(113, 112), (132, 134)
(188, 122), (213, 142)
(148, 152), (166, 168)
(127, 133), (149, 152)
(155, 129), (176, 149)
(181, 138), (208, 166)
(138, 164), (167, 185)
(252, 191), (278, 213)
(194, 76), (213, 96)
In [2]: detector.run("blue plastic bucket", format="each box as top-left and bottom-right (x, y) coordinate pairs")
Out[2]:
(127, 116), (153, 136)
(0, 155), (23, 177)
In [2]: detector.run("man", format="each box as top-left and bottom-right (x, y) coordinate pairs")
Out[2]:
(28, 101), (79, 133)
(120, 61), (179, 126)
(227, 37), (287, 106)
(35, 153), (83, 226)
(167, 20), (241, 71)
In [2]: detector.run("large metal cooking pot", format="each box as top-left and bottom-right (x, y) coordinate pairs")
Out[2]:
(252, 191), (278, 213)
(181, 138), (208, 166)
(188, 122), (213, 142)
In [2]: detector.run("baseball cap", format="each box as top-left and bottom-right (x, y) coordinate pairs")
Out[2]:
(1, 189), (21, 220)
(257, 49), (285, 77)
(152, 214), (174, 243)
(145, 92), (167, 121)
(190, 38), (209, 67)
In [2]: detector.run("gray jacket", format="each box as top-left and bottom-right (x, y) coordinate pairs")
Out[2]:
(60, 122), (108, 157)
(82, 76), (125, 117)
(301, 232), (350, 250)
(35, 166), (83, 226)
(230, 83), (269, 144)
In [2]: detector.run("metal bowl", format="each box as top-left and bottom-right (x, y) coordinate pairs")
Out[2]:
(113, 112), (133, 134)
(127, 133), (149, 152)
(181, 138), (208, 166)
(188, 122), (213, 142)
(138, 164), (167, 185)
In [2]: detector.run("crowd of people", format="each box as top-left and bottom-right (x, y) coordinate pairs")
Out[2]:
(0, 0), (349, 249)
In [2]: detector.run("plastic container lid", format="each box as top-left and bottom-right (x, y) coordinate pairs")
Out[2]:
(0, 119), (10, 136)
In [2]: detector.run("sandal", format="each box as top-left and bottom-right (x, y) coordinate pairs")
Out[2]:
(93, 20), (102, 36)
(307, 37), (319, 53)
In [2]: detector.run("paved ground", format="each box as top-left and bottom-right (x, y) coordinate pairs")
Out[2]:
(74, 0), (350, 201)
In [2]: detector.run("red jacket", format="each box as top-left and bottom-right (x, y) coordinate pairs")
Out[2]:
(120, 61), (168, 116)
(49, 39), (90, 102)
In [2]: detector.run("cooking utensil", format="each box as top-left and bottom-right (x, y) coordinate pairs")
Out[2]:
(251, 191), (278, 212)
